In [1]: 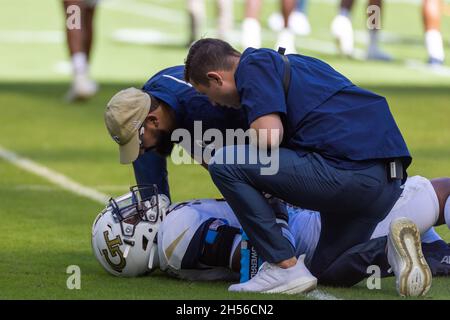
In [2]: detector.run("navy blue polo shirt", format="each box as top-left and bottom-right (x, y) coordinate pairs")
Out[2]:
(235, 48), (412, 169)
(142, 66), (248, 155)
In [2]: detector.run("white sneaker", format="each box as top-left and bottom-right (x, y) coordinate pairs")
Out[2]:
(228, 254), (317, 294)
(275, 28), (297, 54)
(241, 18), (261, 49)
(66, 73), (98, 102)
(330, 15), (354, 57)
(289, 11), (311, 36)
(387, 217), (432, 297)
(267, 12), (284, 32)
(267, 12), (311, 36)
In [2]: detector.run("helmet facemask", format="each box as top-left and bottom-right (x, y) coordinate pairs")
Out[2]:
(109, 184), (161, 238)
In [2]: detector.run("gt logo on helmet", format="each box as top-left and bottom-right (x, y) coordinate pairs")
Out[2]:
(102, 230), (126, 272)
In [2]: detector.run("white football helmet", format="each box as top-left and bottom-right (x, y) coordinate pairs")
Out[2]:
(92, 185), (170, 277)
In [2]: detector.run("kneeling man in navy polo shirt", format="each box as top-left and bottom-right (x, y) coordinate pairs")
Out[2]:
(183, 38), (425, 295)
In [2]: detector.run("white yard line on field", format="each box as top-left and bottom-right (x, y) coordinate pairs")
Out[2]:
(11, 184), (129, 192)
(0, 146), (110, 204)
(0, 30), (63, 44)
(307, 289), (342, 300)
(111, 28), (184, 45)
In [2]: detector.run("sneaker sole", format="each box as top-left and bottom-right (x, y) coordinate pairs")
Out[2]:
(389, 218), (432, 297)
(264, 277), (318, 295)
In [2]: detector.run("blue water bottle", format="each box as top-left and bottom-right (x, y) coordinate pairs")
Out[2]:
(240, 231), (264, 283)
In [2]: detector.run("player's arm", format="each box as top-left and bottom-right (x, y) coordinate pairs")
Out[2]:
(133, 150), (171, 200)
(159, 204), (241, 281)
(183, 218), (241, 270)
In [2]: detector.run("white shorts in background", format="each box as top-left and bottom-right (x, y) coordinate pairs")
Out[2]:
(371, 175), (439, 239)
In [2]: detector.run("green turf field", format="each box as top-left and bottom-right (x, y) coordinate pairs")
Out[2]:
(0, 0), (449, 300)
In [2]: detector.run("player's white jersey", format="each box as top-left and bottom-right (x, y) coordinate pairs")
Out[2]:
(157, 198), (320, 280)
(158, 199), (241, 281)
(157, 176), (439, 280)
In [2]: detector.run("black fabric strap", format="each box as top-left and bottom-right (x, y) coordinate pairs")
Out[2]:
(277, 47), (291, 98)
(277, 47), (291, 146)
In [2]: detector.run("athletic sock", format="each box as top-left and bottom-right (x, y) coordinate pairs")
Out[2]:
(72, 52), (88, 76)
(421, 227), (443, 243)
(445, 196), (450, 229)
(368, 29), (379, 50)
(339, 8), (351, 18)
(425, 29), (445, 62)
(242, 17), (261, 48)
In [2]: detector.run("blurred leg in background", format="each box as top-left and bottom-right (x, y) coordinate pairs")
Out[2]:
(63, 0), (98, 102)
(289, 0), (311, 36)
(268, 0), (311, 36)
(330, 0), (355, 57)
(242, 0), (262, 49)
(187, 0), (233, 44)
(331, 0), (391, 60)
(276, 0), (297, 54)
(423, 0), (445, 65)
(187, 0), (206, 45)
(366, 0), (391, 61)
(217, 0), (234, 42)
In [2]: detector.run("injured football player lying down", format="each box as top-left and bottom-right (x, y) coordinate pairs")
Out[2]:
(92, 175), (450, 297)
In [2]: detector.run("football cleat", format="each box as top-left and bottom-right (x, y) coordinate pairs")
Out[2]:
(387, 217), (432, 297)
(330, 15), (354, 57)
(66, 73), (98, 102)
(275, 28), (297, 55)
(241, 18), (261, 49)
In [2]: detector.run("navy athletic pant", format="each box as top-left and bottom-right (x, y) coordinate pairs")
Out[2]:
(208, 145), (403, 278)
(318, 238), (450, 286)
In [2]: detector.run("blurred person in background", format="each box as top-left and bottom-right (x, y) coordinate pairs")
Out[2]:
(63, 0), (98, 101)
(330, 0), (392, 61)
(275, 0), (303, 54)
(242, 0), (310, 51)
(423, 0), (446, 65)
(268, 0), (311, 36)
(187, 0), (234, 45)
(241, 0), (262, 48)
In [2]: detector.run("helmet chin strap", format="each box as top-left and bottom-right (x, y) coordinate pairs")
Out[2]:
(148, 243), (160, 270)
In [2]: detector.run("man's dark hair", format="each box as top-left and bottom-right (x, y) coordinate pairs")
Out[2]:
(184, 38), (241, 86)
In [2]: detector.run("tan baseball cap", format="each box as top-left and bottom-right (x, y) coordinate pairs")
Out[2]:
(104, 87), (151, 164)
